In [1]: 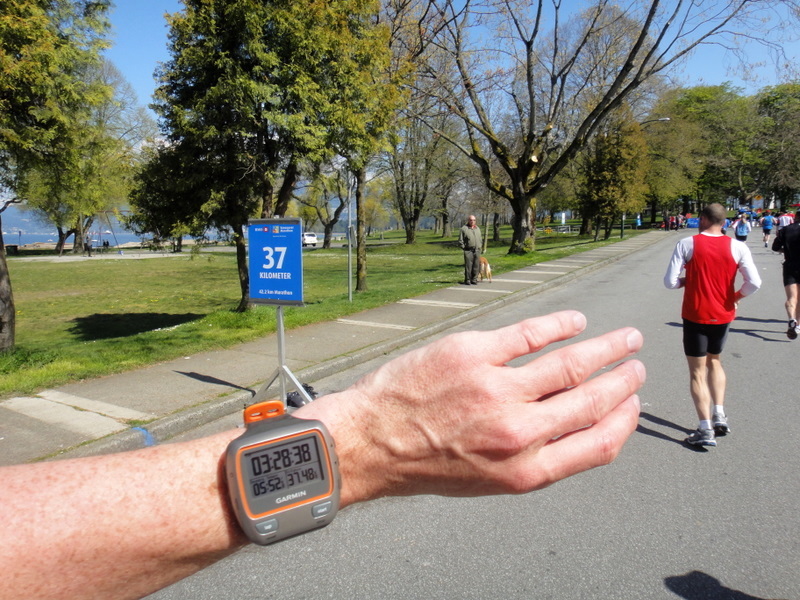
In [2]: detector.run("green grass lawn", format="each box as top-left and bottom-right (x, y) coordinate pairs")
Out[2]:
(1, 226), (644, 396)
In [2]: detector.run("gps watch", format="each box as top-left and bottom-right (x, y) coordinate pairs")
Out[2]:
(225, 400), (340, 545)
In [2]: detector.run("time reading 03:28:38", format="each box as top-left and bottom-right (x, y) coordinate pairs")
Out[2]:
(246, 435), (325, 497)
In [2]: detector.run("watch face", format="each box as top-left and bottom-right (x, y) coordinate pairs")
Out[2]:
(238, 430), (334, 517)
(227, 411), (340, 545)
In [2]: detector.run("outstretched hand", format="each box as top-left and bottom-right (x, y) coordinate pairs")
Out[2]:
(297, 310), (645, 506)
(0, 310), (644, 600)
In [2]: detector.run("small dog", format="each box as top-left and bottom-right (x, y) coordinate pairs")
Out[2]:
(479, 256), (492, 282)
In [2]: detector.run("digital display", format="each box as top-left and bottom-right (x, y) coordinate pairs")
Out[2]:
(227, 411), (340, 544)
(244, 434), (325, 504)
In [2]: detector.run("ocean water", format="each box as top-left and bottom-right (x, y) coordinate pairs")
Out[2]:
(1, 204), (145, 247)
(2, 231), (145, 248)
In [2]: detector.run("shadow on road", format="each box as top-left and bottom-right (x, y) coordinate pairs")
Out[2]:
(636, 412), (721, 452)
(664, 570), (787, 600)
(728, 326), (786, 342)
(734, 316), (784, 325)
(174, 371), (255, 394)
(635, 412), (692, 447)
(665, 320), (786, 343)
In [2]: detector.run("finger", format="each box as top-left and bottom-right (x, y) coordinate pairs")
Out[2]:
(499, 326), (643, 399)
(483, 360), (644, 458)
(532, 359), (646, 440)
(471, 310), (588, 367)
(519, 394), (641, 492)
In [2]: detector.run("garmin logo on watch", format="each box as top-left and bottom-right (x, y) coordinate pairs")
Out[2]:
(276, 490), (307, 504)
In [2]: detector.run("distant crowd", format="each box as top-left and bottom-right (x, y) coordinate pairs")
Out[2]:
(662, 208), (796, 241)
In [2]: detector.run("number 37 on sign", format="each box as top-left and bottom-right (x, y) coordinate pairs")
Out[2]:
(247, 219), (304, 306)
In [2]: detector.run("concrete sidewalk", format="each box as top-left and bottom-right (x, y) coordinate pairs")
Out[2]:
(0, 231), (665, 465)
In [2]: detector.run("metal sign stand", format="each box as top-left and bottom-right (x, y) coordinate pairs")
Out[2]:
(254, 305), (314, 406)
(247, 218), (313, 408)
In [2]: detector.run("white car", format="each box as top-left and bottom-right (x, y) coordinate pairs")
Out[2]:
(302, 232), (318, 247)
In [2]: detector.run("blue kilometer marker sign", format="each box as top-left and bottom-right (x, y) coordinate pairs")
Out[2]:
(248, 218), (304, 305)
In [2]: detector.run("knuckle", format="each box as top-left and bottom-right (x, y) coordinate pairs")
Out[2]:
(479, 419), (529, 458)
(559, 351), (589, 387)
(477, 420), (548, 493)
(583, 385), (607, 424)
(594, 429), (621, 467)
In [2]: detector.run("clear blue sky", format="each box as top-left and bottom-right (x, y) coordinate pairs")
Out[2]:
(103, 1), (796, 113)
(104, 0), (182, 107)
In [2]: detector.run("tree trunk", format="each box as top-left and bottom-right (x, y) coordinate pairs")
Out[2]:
(317, 192), (347, 249)
(273, 159), (298, 217)
(507, 194), (533, 254)
(72, 216), (95, 253)
(72, 228), (84, 253)
(233, 223), (250, 312)
(441, 198), (451, 238)
(56, 227), (71, 255)
(260, 176), (275, 218)
(323, 222), (335, 249)
(404, 217), (418, 244)
(355, 166), (367, 292)
(603, 219), (613, 240)
(493, 212), (501, 242)
(0, 223), (15, 352)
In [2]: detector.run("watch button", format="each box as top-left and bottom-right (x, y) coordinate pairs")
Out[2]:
(255, 519), (278, 535)
(312, 501), (333, 519)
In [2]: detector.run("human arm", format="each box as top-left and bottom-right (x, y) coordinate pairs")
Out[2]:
(663, 237), (691, 289)
(772, 229), (784, 253)
(731, 241), (761, 297)
(0, 311), (644, 600)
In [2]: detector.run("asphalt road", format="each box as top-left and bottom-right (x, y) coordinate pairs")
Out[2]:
(145, 231), (799, 600)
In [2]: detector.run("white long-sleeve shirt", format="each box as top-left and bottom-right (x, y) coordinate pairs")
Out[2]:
(663, 232), (761, 296)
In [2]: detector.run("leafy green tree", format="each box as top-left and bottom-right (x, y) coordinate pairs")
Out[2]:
(579, 112), (649, 240)
(362, 191), (391, 236)
(20, 60), (154, 254)
(640, 93), (707, 223)
(0, 0), (110, 351)
(755, 83), (800, 209)
(296, 203), (319, 235)
(671, 85), (766, 210)
(151, 0), (395, 307)
(126, 143), (209, 251)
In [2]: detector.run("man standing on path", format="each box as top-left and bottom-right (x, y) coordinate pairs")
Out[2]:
(664, 203), (761, 447)
(458, 215), (482, 285)
(771, 211), (800, 339)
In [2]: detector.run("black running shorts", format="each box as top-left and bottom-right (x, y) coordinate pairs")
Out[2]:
(682, 319), (730, 357)
(782, 263), (800, 286)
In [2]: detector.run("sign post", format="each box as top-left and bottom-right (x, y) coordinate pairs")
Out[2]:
(248, 218), (313, 407)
